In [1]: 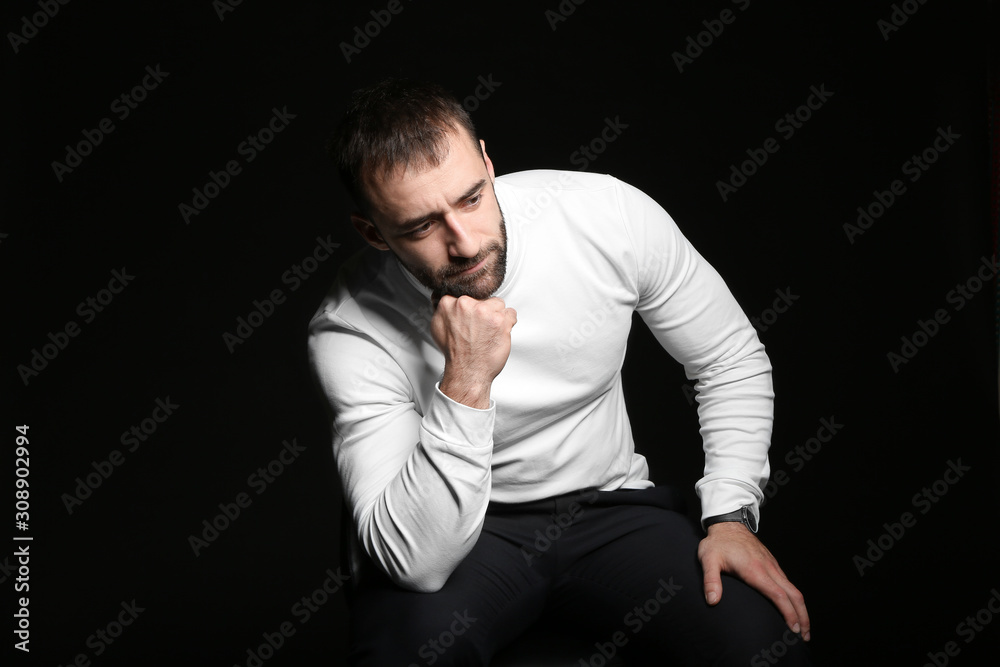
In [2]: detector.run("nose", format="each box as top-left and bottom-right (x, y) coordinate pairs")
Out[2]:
(442, 213), (480, 259)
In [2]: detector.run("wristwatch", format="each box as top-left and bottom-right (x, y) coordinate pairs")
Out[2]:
(703, 505), (758, 534)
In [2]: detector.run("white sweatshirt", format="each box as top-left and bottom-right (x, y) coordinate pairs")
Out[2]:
(308, 170), (773, 592)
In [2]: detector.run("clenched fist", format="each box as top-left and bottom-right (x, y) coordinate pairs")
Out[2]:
(431, 294), (517, 409)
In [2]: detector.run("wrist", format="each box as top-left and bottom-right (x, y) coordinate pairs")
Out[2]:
(439, 371), (492, 410)
(706, 521), (750, 537)
(703, 505), (758, 534)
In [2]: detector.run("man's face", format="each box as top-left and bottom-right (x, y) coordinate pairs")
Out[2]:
(352, 129), (507, 301)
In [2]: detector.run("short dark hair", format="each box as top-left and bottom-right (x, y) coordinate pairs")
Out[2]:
(328, 78), (479, 217)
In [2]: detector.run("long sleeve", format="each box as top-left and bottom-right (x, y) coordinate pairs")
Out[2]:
(308, 293), (495, 592)
(308, 170), (774, 586)
(614, 179), (773, 526)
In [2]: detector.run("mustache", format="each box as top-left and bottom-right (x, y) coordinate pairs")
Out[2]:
(440, 244), (497, 278)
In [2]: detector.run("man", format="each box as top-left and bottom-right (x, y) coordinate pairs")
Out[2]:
(309, 78), (812, 665)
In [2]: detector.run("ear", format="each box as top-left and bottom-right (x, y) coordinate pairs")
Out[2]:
(351, 213), (390, 251)
(480, 139), (496, 181)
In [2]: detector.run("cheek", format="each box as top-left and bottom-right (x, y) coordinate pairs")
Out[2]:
(475, 207), (503, 239)
(397, 242), (447, 273)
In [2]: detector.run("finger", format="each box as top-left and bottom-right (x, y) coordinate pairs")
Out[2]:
(755, 570), (806, 639)
(700, 553), (724, 606)
(765, 563), (809, 640)
(786, 583), (810, 641)
(750, 547), (810, 640)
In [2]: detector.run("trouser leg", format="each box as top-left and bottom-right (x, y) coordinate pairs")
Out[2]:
(347, 485), (812, 666)
(347, 508), (554, 667)
(548, 486), (813, 666)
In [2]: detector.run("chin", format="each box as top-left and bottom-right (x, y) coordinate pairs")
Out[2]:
(437, 275), (495, 300)
(437, 258), (504, 300)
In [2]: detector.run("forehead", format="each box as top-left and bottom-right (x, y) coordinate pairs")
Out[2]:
(366, 129), (485, 225)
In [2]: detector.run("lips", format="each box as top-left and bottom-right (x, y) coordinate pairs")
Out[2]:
(445, 252), (490, 279)
(457, 256), (488, 276)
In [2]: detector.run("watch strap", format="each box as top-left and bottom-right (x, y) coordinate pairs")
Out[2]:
(703, 506), (758, 533)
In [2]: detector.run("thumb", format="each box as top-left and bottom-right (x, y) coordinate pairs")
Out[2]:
(701, 553), (724, 606)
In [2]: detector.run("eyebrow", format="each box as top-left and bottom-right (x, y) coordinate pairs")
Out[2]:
(396, 179), (488, 232)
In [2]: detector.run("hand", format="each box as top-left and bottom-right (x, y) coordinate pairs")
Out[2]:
(431, 294), (517, 409)
(698, 522), (811, 641)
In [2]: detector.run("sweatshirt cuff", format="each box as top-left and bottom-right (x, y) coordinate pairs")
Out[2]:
(696, 477), (763, 529)
(420, 382), (496, 449)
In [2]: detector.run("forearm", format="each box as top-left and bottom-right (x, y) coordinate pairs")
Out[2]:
(614, 176), (773, 523)
(309, 275), (512, 592)
(347, 385), (495, 592)
(691, 336), (773, 523)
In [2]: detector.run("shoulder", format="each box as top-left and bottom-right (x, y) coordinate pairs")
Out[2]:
(308, 245), (414, 339)
(494, 170), (661, 214)
(494, 170), (633, 228)
(495, 169), (620, 196)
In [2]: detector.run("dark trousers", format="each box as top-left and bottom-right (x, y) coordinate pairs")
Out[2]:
(347, 486), (812, 666)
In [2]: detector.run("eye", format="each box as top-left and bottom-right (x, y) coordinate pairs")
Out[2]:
(409, 220), (433, 237)
(466, 193), (482, 207)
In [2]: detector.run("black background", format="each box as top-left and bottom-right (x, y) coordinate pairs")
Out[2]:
(3, 0), (999, 665)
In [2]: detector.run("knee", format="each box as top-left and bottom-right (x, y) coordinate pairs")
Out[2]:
(407, 609), (484, 666)
(744, 627), (812, 666)
(352, 607), (486, 666)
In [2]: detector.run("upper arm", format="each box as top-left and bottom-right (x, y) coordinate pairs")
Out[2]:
(308, 319), (423, 521)
(614, 178), (766, 379)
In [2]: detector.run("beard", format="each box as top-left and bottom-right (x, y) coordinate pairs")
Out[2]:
(403, 212), (508, 302)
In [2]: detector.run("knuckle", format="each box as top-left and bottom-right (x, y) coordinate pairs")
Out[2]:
(771, 589), (789, 604)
